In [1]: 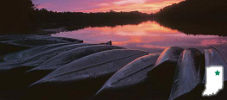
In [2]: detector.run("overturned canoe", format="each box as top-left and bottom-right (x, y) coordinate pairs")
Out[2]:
(28, 45), (122, 72)
(97, 53), (159, 90)
(3, 43), (71, 62)
(147, 47), (184, 77)
(168, 48), (204, 100)
(3, 41), (111, 62)
(0, 43), (96, 72)
(154, 47), (184, 66)
(147, 47), (184, 76)
(95, 53), (159, 99)
(0, 34), (83, 47)
(25, 45), (123, 82)
(204, 47), (227, 81)
(31, 49), (148, 87)
(0, 34), (81, 42)
(146, 47), (184, 99)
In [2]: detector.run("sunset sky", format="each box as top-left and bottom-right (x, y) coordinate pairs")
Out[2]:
(33, 0), (183, 13)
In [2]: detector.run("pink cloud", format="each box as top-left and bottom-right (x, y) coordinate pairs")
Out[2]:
(114, 0), (146, 5)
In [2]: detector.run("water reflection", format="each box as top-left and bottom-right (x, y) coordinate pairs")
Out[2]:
(52, 21), (227, 52)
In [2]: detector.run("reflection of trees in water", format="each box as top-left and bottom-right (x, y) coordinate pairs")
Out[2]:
(156, 20), (227, 36)
(63, 18), (152, 32)
(155, 0), (227, 36)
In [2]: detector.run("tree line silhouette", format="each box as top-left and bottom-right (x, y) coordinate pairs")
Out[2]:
(155, 0), (227, 36)
(0, 0), (152, 34)
(1, 0), (35, 34)
(34, 9), (152, 32)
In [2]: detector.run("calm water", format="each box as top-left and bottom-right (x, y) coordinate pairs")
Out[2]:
(52, 21), (227, 52)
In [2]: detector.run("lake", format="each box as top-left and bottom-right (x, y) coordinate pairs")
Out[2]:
(52, 21), (227, 52)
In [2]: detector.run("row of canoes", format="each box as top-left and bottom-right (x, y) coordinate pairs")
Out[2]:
(0, 35), (226, 100)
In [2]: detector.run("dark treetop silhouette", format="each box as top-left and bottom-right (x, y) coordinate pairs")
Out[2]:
(155, 0), (227, 36)
(0, 0), (35, 33)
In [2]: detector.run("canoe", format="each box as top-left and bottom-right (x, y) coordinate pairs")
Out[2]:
(148, 47), (184, 78)
(3, 43), (71, 62)
(146, 47), (184, 99)
(31, 49), (148, 86)
(28, 45), (123, 73)
(168, 48), (204, 100)
(3, 41), (111, 62)
(154, 47), (184, 66)
(25, 45), (123, 83)
(0, 34), (83, 47)
(0, 34), (82, 57)
(204, 47), (227, 81)
(95, 53), (159, 99)
(0, 34), (81, 42)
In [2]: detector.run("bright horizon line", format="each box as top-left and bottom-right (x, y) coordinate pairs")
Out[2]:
(39, 9), (152, 14)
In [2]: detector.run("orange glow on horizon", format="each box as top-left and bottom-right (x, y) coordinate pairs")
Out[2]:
(80, 0), (183, 14)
